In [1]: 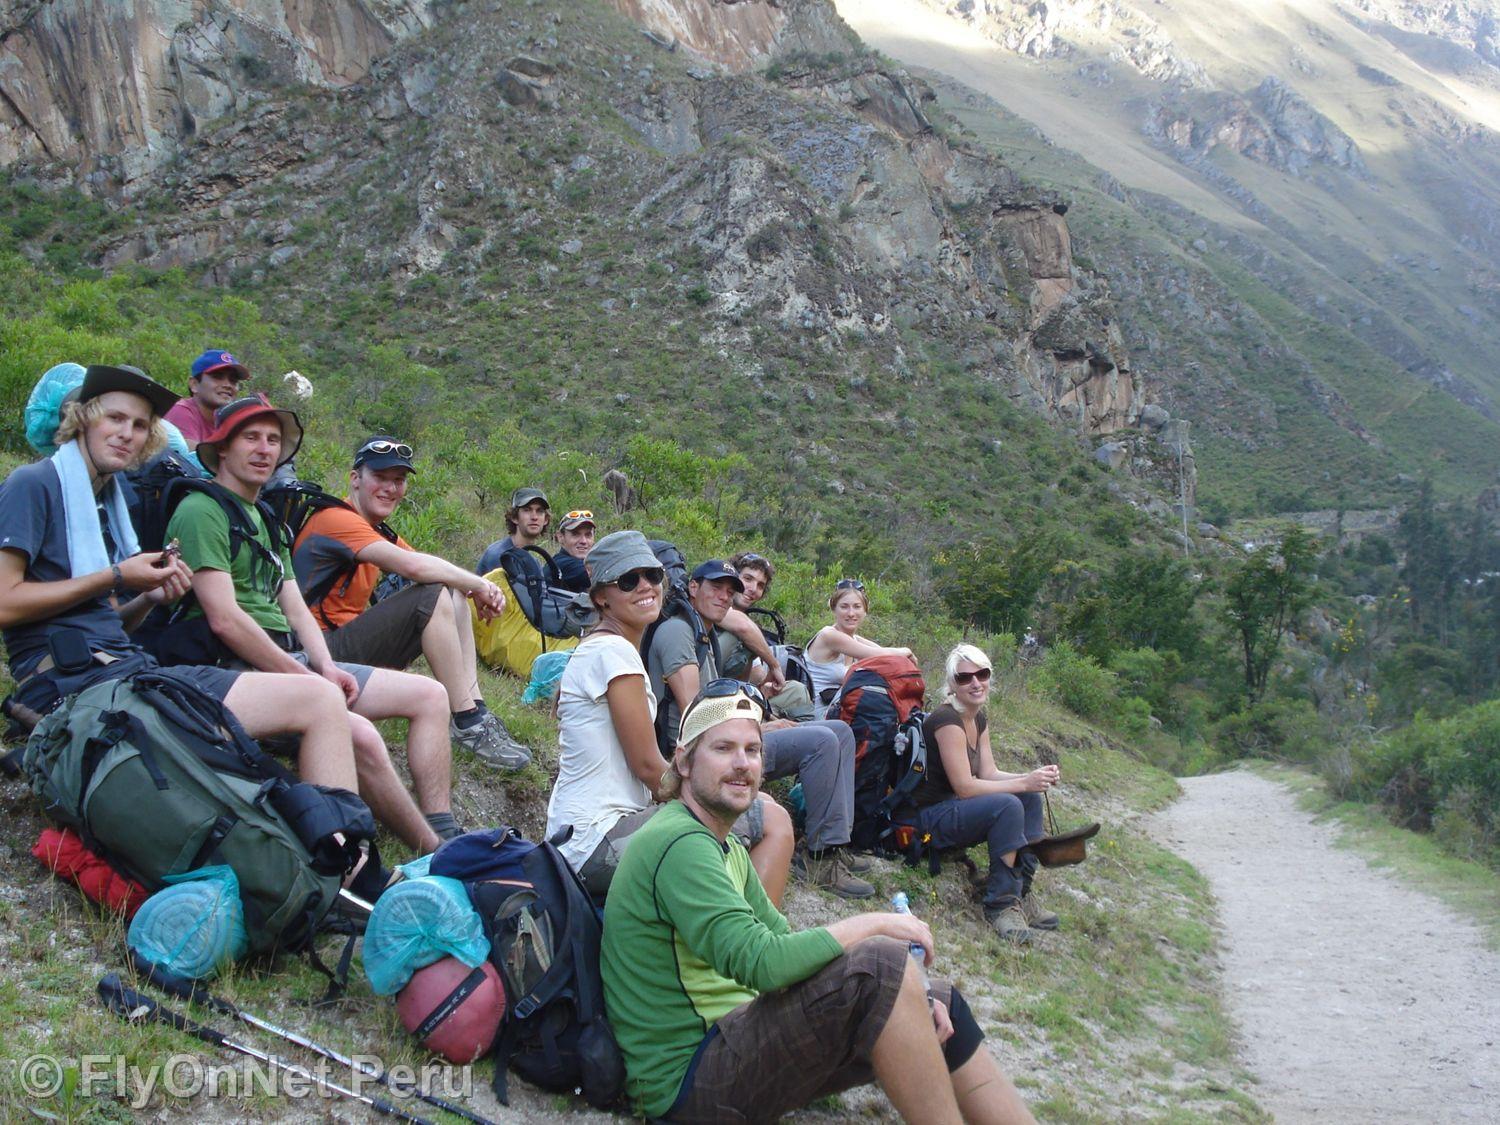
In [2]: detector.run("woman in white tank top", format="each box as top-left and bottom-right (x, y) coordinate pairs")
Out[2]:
(804, 579), (915, 716)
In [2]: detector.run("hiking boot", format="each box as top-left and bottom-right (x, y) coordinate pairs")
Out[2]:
(794, 848), (876, 899)
(986, 903), (1033, 946)
(844, 850), (875, 875)
(1021, 894), (1060, 931)
(451, 712), (531, 770)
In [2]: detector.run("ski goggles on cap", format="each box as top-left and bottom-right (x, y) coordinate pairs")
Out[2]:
(358, 439), (413, 459)
(678, 679), (769, 746)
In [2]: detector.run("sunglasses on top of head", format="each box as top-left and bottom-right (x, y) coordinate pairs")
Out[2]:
(613, 566), (665, 593)
(358, 439), (413, 458)
(835, 578), (866, 592)
(953, 668), (992, 686)
(693, 678), (771, 722)
(564, 509), (594, 521)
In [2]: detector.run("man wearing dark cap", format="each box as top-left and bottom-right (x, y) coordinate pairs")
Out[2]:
(0, 367), (369, 810)
(645, 560), (872, 898)
(476, 486), (550, 575)
(165, 399), (458, 852)
(292, 435), (531, 770)
(164, 348), (250, 450)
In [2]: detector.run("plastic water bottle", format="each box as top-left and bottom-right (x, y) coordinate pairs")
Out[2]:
(891, 892), (933, 1004)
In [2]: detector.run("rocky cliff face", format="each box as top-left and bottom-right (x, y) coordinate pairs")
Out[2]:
(0, 0), (431, 194)
(0, 0), (1146, 441)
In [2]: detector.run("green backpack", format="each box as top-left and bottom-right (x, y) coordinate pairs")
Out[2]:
(24, 670), (374, 954)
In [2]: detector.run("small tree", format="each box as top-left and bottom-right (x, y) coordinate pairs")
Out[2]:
(1223, 525), (1316, 703)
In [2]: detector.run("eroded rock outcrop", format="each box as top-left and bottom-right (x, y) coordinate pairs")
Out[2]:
(0, 0), (431, 192)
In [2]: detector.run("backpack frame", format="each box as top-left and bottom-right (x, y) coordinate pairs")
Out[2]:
(830, 655), (929, 851)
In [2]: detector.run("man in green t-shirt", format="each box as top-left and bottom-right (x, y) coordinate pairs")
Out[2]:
(601, 683), (1035, 1124)
(166, 395), (457, 853)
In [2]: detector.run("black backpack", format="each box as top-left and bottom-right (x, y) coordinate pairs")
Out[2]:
(140, 478), (291, 668)
(123, 450), (207, 552)
(746, 607), (817, 700)
(641, 593), (722, 756)
(430, 827), (625, 1110)
(500, 544), (585, 644)
(268, 481), (401, 628)
(645, 539), (689, 598)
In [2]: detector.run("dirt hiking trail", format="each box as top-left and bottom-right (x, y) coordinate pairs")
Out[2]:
(1148, 768), (1500, 1123)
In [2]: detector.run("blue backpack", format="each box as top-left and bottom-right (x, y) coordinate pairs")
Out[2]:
(430, 827), (625, 1109)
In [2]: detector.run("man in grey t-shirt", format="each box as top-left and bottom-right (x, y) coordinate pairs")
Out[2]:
(645, 561), (873, 898)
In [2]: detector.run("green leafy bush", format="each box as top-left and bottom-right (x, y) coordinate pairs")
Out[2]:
(1031, 640), (1119, 723)
(1209, 697), (1324, 763)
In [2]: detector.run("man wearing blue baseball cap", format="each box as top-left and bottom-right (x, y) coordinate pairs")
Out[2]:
(164, 348), (251, 450)
(645, 560), (873, 898)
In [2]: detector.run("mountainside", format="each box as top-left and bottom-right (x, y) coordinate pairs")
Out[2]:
(3, 0), (1498, 531)
(838, 0), (1500, 515)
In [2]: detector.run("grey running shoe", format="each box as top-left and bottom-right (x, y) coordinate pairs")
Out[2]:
(793, 848), (876, 899)
(451, 712), (531, 770)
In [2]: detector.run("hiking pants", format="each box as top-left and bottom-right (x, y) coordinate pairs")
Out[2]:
(913, 791), (1043, 911)
(763, 719), (855, 851)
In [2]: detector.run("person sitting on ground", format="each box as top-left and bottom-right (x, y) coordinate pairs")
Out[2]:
(0, 365), (368, 807)
(552, 509), (596, 593)
(545, 531), (793, 902)
(476, 486), (550, 575)
(164, 395), (457, 852)
(805, 579), (915, 716)
(897, 643), (1060, 947)
(291, 434), (530, 769)
(719, 550), (815, 721)
(601, 682), (1037, 1125)
(646, 560), (873, 899)
(163, 349), (251, 451)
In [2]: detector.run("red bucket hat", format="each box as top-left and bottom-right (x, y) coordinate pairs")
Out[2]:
(197, 393), (303, 474)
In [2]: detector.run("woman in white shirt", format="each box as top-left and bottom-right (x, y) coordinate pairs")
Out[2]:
(546, 531), (792, 902)
(804, 579), (915, 715)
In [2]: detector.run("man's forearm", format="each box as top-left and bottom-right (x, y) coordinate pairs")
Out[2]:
(0, 570), (115, 630)
(208, 608), (305, 673)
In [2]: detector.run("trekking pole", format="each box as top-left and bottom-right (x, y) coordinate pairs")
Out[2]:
(130, 953), (495, 1125)
(97, 974), (435, 1125)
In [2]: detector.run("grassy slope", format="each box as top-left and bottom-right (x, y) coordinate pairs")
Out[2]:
(1, 654), (1263, 1121)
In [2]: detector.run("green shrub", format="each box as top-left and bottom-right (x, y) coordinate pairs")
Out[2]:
(1209, 697), (1324, 763)
(1031, 640), (1119, 722)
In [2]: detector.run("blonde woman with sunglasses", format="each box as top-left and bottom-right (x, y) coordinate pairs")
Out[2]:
(897, 643), (1061, 946)
(804, 579), (914, 716)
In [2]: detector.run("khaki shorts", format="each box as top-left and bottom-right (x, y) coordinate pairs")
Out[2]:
(665, 936), (918, 1123)
(324, 582), (444, 670)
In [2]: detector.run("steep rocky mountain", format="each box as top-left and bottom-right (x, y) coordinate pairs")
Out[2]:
(2, 0), (1493, 528)
(838, 0), (1500, 514)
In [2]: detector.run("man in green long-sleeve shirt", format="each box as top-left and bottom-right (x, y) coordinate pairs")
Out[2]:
(602, 681), (1035, 1124)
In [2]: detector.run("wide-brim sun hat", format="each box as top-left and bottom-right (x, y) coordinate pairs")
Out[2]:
(197, 394), (303, 474)
(80, 364), (179, 418)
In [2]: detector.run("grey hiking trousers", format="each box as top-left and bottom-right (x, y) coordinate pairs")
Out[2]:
(763, 719), (856, 851)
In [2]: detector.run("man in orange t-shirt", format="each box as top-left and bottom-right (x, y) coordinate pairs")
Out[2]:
(292, 435), (530, 770)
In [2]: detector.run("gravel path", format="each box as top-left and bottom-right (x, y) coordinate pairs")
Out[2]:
(1147, 768), (1500, 1123)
